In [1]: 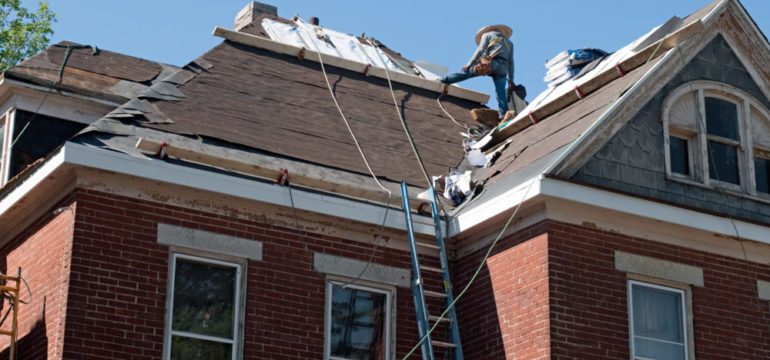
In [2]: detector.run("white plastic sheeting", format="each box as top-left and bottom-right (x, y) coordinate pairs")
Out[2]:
(261, 18), (405, 74)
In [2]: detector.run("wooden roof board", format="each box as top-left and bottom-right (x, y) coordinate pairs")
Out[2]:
(482, 55), (663, 185)
(144, 41), (478, 186)
(6, 41), (171, 101)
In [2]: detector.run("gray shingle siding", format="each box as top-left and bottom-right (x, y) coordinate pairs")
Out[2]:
(572, 35), (770, 224)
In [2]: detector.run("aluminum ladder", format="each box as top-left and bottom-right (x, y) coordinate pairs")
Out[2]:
(400, 181), (463, 360)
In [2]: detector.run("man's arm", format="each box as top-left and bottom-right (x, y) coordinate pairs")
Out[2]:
(464, 33), (491, 70)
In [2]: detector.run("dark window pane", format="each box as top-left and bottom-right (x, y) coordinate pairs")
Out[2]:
(669, 137), (690, 176)
(756, 158), (770, 194)
(708, 141), (740, 185)
(171, 336), (232, 360)
(330, 284), (386, 360)
(173, 258), (236, 339)
(9, 110), (86, 179)
(705, 97), (739, 140)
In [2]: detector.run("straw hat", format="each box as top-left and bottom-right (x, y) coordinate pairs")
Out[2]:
(475, 24), (512, 44)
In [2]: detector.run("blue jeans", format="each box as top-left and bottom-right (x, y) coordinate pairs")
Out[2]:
(441, 64), (509, 117)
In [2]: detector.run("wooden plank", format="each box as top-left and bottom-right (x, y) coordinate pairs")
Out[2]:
(212, 26), (489, 104)
(488, 20), (705, 146)
(135, 137), (428, 209)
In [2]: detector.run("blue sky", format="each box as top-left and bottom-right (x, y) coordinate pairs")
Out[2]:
(23, 1), (770, 103)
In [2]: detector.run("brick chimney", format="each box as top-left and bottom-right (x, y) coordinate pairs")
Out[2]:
(235, 2), (278, 31)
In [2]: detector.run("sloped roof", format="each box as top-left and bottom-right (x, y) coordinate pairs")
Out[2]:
(135, 41), (479, 185)
(69, 18), (481, 188)
(475, 0), (724, 188)
(5, 41), (177, 103)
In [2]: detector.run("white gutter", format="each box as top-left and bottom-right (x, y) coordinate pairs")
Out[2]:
(449, 175), (770, 245)
(0, 149), (66, 216)
(0, 143), (436, 236)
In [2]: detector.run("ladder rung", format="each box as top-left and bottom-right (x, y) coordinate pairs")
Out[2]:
(0, 286), (18, 292)
(420, 265), (443, 273)
(0, 329), (14, 336)
(432, 340), (457, 348)
(424, 290), (447, 299)
(429, 315), (450, 323)
(415, 241), (439, 250)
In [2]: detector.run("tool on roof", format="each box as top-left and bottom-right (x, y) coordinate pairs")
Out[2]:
(401, 181), (464, 360)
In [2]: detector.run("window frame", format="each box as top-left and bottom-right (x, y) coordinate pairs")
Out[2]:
(0, 108), (15, 185)
(627, 279), (691, 360)
(663, 81), (770, 198)
(163, 252), (245, 360)
(324, 277), (395, 360)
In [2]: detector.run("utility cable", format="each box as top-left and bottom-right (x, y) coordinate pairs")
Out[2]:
(402, 28), (674, 360)
(366, 38), (433, 189)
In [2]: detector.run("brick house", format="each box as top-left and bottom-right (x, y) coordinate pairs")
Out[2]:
(0, 0), (769, 359)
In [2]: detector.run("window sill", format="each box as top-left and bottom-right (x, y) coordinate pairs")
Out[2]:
(666, 175), (770, 206)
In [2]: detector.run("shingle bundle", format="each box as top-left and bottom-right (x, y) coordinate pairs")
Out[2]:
(544, 48), (608, 87)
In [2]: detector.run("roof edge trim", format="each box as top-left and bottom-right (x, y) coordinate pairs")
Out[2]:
(212, 26), (489, 104)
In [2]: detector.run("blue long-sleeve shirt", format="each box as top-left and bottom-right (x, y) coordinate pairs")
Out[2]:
(465, 31), (514, 82)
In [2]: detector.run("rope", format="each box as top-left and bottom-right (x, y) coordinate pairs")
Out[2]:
(298, 23), (392, 196)
(366, 38), (433, 188)
(436, 93), (468, 130)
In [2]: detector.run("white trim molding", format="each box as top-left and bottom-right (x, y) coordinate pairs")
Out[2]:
(313, 252), (410, 288)
(615, 251), (704, 287)
(157, 223), (262, 261)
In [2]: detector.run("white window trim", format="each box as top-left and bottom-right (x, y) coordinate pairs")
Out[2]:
(324, 277), (395, 360)
(628, 279), (692, 360)
(663, 80), (770, 198)
(0, 107), (15, 185)
(163, 253), (245, 360)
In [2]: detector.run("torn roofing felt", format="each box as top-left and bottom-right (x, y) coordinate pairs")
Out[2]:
(5, 41), (179, 103)
(77, 37), (481, 187)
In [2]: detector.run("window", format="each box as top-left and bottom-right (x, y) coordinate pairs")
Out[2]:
(628, 281), (689, 360)
(325, 280), (392, 360)
(7, 110), (86, 181)
(165, 254), (242, 360)
(705, 97), (741, 185)
(663, 81), (770, 197)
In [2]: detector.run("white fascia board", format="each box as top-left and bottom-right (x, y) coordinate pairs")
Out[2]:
(538, 177), (770, 245)
(449, 174), (769, 244)
(448, 176), (542, 236)
(0, 148), (67, 216)
(61, 143), (435, 236)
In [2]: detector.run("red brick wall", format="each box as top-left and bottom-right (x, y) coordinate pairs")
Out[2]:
(548, 221), (770, 359)
(0, 196), (75, 360)
(453, 220), (770, 359)
(452, 223), (551, 359)
(65, 188), (432, 359)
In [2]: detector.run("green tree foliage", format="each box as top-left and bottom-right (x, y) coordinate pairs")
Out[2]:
(0, 0), (55, 72)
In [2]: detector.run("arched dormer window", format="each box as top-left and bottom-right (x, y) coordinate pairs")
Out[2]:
(663, 81), (770, 197)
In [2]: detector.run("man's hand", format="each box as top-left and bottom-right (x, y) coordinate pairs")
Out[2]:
(462, 65), (469, 72)
(507, 79), (514, 89)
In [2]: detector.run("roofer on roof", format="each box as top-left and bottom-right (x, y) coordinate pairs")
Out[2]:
(441, 24), (514, 119)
